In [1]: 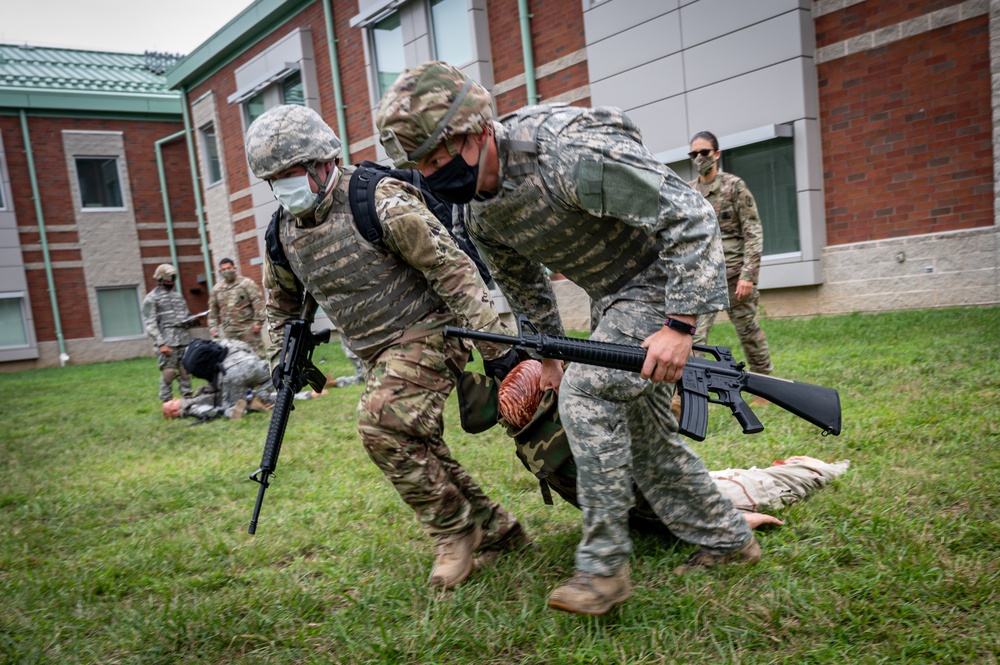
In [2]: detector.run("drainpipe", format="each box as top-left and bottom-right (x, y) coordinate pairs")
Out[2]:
(517, 0), (539, 105)
(19, 110), (69, 366)
(322, 0), (351, 164)
(179, 86), (214, 292)
(154, 129), (187, 287)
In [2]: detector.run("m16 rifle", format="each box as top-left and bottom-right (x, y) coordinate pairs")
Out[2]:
(247, 319), (330, 534)
(444, 316), (841, 442)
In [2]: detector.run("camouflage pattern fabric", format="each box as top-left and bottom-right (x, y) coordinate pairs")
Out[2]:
(376, 61), (493, 166)
(178, 339), (274, 419)
(357, 333), (519, 548)
(561, 300), (752, 575)
(691, 171), (763, 283)
(209, 275), (266, 357)
(694, 276), (773, 374)
(244, 105), (341, 180)
(260, 158), (521, 554)
(467, 105), (728, 338)
(691, 171), (772, 374)
(426, 103), (746, 575)
(142, 285), (194, 401)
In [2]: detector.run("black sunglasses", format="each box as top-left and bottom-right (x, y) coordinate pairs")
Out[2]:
(688, 148), (714, 159)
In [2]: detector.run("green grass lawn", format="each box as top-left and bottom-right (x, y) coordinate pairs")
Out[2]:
(1, 306), (998, 664)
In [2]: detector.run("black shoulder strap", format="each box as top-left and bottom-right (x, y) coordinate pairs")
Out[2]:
(265, 206), (290, 269)
(347, 161), (490, 284)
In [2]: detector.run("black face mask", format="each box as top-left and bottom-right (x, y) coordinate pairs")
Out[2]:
(160, 281), (175, 291)
(426, 152), (479, 205)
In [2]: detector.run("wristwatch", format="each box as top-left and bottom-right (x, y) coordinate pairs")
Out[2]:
(663, 317), (697, 335)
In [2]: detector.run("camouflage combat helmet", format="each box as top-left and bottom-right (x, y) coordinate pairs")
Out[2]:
(153, 264), (176, 281)
(375, 61), (493, 167)
(244, 104), (342, 180)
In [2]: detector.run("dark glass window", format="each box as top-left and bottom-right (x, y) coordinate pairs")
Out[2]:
(726, 137), (800, 255)
(75, 157), (124, 208)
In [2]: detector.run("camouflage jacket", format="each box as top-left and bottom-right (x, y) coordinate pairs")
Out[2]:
(208, 275), (265, 333)
(690, 171), (763, 283)
(141, 286), (192, 348)
(468, 105), (727, 334)
(263, 169), (510, 365)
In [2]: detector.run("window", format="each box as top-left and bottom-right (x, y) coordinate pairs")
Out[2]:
(245, 90), (267, 126)
(431, 0), (474, 65)
(373, 12), (405, 98)
(75, 157), (124, 209)
(97, 287), (143, 339)
(201, 124), (223, 185)
(281, 71), (304, 106)
(0, 296), (29, 347)
(725, 138), (800, 255)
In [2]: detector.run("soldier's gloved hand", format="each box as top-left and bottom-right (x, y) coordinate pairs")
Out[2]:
(483, 348), (529, 383)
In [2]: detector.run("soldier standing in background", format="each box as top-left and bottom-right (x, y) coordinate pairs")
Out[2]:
(142, 263), (194, 402)
(688, 131), (773, 390)
(376, 62), (759, 616)
(208, 257), (267, 357)
(244, 104), (527, 591)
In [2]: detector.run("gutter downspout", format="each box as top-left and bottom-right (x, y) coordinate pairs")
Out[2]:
(517, 0), (539, 105)
(154, 129), (187, 286)
(19, 110), (69, 366)
(322, 0), (351, 164)
(179, 86), (214, 292)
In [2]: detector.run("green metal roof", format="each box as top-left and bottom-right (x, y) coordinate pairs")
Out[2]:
(0, 44), (183, 115)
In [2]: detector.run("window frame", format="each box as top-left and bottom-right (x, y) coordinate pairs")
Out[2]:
(0, 294), (30, 348)
(95, 286), (145, 341)
(200, 123), (223, 186)
(74, 156), (126, 211)
(371, 10), (405, 100)
(429, 0), (474, 67)
(722, 136), (801, 257)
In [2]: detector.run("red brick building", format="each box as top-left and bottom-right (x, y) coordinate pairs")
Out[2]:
(0, 46), (209, 370)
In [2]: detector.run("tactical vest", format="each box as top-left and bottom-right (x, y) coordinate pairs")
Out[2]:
(276, 165), (444, 358)
(468, 105), (663, 300)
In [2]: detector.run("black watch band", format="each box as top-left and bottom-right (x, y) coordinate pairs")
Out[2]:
(664, 317), (697, 335)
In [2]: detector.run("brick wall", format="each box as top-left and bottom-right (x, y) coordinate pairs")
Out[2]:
(818, 15), (992, 245)
(487, 0), (589, 112)
(2, 114), (198, 346)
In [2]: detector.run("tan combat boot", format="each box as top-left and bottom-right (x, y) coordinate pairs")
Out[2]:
(547, 565), (632, 616)
(429, 525), (483, 590)
(673, 535), (762, 575)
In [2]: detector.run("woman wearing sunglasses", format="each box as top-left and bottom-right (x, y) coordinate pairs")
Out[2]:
(687, 132), (774, 391)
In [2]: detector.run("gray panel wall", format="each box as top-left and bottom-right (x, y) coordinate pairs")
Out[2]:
(582, 0), (824, 288)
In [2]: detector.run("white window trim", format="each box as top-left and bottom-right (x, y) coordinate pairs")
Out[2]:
(0, 293), (31, 349)
(200, 123), (223, 187)
(227, 64), (300, 105)
(95, 286), (145, 341)
(74, 155), (127, 212)
(350, 0), (407, 28)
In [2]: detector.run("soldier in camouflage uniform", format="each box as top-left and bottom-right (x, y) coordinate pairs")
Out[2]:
(688, 131), (773, 377)
(142, 263), (194, 402)
(162, 338), (275, 420)
(377, 62), (759, 616)
(208, 258), (267, 357)
(244, 104), (527, 591)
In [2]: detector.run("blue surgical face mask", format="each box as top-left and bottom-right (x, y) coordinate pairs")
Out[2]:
(272, 174), (319, 217)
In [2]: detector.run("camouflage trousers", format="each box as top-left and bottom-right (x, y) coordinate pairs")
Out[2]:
(356, 333), (520, 549)
(561, 299), (753, 576)
(157, 345), (193, 402)
(222, 326), (266, 358)
(694, 277), (773, 374)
